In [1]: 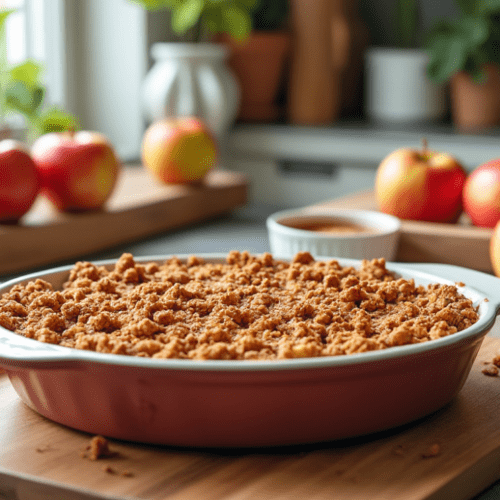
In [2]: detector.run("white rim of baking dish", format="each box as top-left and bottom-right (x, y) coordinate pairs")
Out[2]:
(266, 208), (401, 240)
(0, 254), (498, 372)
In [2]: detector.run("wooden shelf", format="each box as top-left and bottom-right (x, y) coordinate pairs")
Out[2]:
(0, 167), (248, 276)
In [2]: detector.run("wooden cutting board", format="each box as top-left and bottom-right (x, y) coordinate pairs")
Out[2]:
(1, 330), (500, 500)
(0, 167), (248, 276)
(312, 190), (494, 273)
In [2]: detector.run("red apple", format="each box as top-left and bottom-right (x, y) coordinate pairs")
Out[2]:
(375, 141), (467, 223)
(463, 159), (500, 228)
(141, 117), (217, 184)
(0, 139), (40, 223)
(31, 130), (121, 211)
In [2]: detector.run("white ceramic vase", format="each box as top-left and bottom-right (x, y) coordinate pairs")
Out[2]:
(365, 47), (447, 124)
(142, 43), (240, 140)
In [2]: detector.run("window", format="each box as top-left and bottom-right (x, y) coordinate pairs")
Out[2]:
(1, 0), (66, 130)
(2, 0), (45, 64)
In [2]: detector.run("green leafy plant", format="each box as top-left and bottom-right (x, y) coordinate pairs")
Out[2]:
(131, 0), (260, 42)
(0, 9), (78, 140)
(426, 0), (500, 83)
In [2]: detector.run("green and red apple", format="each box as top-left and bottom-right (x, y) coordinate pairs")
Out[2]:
(375, 141), (467, 223)
(463, 159), (500, 228)
(141, 117), (217, 184)
(31, 130), (121, 211)
(0, 139), (40, 222)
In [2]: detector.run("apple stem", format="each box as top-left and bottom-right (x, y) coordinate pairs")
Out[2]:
(422, 138), (428, 155)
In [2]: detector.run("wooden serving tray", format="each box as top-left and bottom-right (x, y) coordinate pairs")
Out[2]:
(0, 167), (248, 276)
(0, 331), (500, 500)
(314, 191), (494, 273)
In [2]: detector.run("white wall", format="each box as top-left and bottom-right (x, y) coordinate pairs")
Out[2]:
(225, 155), (376, 208)
(64, 0), (148, 161)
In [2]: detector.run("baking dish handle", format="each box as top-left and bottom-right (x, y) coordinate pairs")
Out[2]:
(0, 329), (78, 368)
(399, 263), (500, 313)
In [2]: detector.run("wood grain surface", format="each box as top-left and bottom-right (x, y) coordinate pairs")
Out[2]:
(0, 326), (499, 500)
(0, 167), (248, 276)
(313, 190), (494, 273)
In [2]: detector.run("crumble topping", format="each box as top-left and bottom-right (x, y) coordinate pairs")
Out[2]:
(0, 251), (479, 360)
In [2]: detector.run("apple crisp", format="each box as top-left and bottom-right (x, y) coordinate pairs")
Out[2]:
(0, 251), (479, 360)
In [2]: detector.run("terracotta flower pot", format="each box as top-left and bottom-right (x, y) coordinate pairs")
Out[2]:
(450, 63), (500, 131)
(224, 32), (291, 122)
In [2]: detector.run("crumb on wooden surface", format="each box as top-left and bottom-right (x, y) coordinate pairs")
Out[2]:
(482, 365), (499, 377)
(81, 435), (118, 460)
(422, 444), (440, 458)
(35, 444), (55, 453)
(392, 444), (405, 456)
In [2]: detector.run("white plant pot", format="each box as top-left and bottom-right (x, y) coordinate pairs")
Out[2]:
(365, 48), (446, 124)
(142, 43), (240, 140)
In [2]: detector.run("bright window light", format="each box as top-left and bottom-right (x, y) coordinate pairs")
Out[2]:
(2, 0), (26, 65)
(2, 0), (47, 73)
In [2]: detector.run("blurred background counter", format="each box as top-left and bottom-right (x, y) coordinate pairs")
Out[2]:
(224, 122), (500, 208)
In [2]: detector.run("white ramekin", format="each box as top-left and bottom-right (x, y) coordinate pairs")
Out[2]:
(266, 208), (401, 261)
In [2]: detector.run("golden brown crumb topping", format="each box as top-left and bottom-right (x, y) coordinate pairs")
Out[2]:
(0, 252), (479, 360)
(82, 435), (115, 460)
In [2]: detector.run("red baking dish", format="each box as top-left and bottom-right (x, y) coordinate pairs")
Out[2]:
(0, 255), (498, 447)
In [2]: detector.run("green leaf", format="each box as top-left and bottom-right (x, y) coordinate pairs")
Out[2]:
(476, 0), (500, 14)
(4, 80), (44, 117)
(9, 60), (43, 89)
(0, 8), (15, 30)
(396, 0), (418, 48)
(129, 0), (180, 10)
(203, 8), (224, 33)
(171, 0), (204, 34)
(37, 107), (79, 134)
(455, 0), (479, 15)
(235, 0), (259, 10)
(222, 5), (251, 41)
(459, 15), (489, 48)
(427, 34), (468, 83)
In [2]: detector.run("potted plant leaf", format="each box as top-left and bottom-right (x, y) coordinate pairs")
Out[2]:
(0, 9), (77, 143)
(4, 61), (78, 143)
(364, 0), (447, 124)
(426, 0), (500, 131)
(221, 0), (291, 122)
(132, 0), (260, 138)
